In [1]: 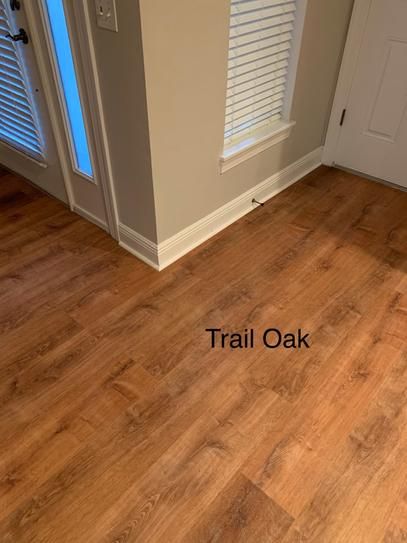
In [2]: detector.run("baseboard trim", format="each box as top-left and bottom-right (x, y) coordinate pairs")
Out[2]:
(73, 205), (109, 232)
(119, 147), (323, 271)
(118, 224), (160, 270)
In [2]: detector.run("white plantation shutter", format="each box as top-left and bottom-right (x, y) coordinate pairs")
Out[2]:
(225, 0), (297, 143)
(0, 1), (44, 159)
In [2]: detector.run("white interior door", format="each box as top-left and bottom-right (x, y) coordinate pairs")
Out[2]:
(1, 0), (112, 232)
(0, 0), (67, 202)
(333, 0), (407, 189)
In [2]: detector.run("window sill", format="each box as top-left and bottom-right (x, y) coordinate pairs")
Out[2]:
(220, 120), (296, 174)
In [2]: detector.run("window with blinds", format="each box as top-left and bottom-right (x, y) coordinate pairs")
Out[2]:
(0, 1), (44, 160)
(225, 0), (299, 145)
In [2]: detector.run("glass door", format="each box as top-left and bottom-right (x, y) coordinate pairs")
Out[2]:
(0, 0), (68, 202)
(0, 0), (111, 232)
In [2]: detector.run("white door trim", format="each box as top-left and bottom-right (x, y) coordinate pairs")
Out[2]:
(322, 0), (373, 166)
(69, 0), (119, 239)
(23, 0), (119, 238)
(20, 0), (75, 207)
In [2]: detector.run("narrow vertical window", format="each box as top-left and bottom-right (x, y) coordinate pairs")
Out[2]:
(43, 0), (93, 178)
(222, 0), (306, 169)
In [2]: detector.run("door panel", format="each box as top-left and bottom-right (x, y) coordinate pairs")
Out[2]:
(367, 40), (407, 141)
(335, 0), (407, 188)
(1, 0), (111, 231)
(0, 0), (67, 202)
(37, 0), (109, 228)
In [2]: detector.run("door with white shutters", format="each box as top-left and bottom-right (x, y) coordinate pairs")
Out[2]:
(0, 0), (67, 202)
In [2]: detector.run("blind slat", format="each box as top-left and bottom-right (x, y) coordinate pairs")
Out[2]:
(229, 20), (294, 50)
(225, 112), (282, 139)
(228, 38), (293, 70)
(226, 82), (286, 110)
(231, 2), (296, 26)
(227, 59), (289, 90)
(227, 69), (288, 98)
(224, 0), (298, 143)
(230, 12), (295, 39)
(226, 97), (284, 128)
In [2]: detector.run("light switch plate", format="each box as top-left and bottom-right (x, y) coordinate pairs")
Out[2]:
(95, 0), (118, 32)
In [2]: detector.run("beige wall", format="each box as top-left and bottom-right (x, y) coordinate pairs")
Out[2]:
(139, 0), (354, 243)
(87, 0), (157, 241)
(88, 0), (354, 244)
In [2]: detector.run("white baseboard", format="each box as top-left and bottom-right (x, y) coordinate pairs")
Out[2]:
(73, 205), (109, 232)
(118, 224), (160, 270)
(119, 147), (323, 271)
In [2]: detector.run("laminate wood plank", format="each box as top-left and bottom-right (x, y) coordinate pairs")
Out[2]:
(280, 348), (407, 543)
(183, 473), (293, 543)
(382, 478), (407, 542)
(0, 166), (406, 542)
(92, 383), (285, 543)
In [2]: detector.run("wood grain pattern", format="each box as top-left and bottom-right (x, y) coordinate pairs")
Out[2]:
(0, 165), (406, 542)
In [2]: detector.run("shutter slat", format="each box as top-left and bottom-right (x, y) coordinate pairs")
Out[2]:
(0, 115), (41, 147)
(0, 87), (32, 111)
(0, 106), (39, 135)
(0, 40), (15, 54)
(224, 0), (297, 143)
(0, 73), (31, 100)
(0, 91), (36, 118)
(0, 126), (42, 155)
(0, 100), (36, 125)
(0, 125), (40, 151)
(0, 56), (22, 78)
(0, 49), (23, 70)
(0, 0), (44, 159)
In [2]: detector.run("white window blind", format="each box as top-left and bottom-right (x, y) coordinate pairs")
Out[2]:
(0, 1), (44, 159)
(225, 0), (297, 143)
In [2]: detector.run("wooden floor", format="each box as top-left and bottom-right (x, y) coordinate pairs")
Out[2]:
(0, 165), (406, 543)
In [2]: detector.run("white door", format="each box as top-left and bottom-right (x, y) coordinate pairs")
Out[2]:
(0, 0), (67, 201)
(332, 0), (407, 189)
(0, 0), (111, 231)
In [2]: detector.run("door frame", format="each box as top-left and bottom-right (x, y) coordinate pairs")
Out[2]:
(23, 0), (119, 238)
(322, 0), (373, 167)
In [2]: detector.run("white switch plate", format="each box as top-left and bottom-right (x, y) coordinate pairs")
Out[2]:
(95, 0), (118, 32)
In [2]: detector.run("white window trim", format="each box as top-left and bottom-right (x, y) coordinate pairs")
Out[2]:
(220, 0), (308, 174)
(220, 119), (295, 173)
